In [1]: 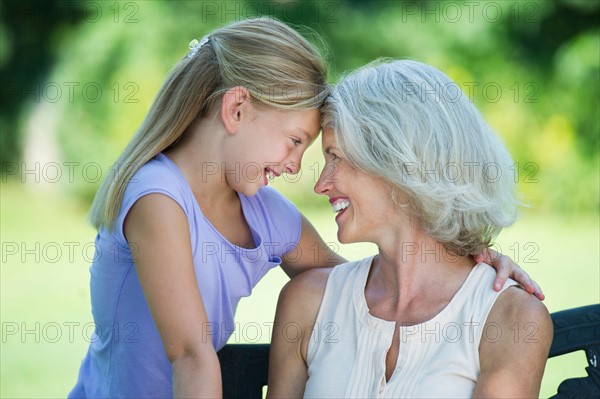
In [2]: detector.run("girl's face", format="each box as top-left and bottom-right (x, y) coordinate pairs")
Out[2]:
(314, 128), (396, 244)
(224, 105), (321, 196)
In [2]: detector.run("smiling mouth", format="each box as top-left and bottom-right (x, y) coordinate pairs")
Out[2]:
(332, 200), (350, 213)
(330, 198), (351, 222)
(263, 168), (278, 185)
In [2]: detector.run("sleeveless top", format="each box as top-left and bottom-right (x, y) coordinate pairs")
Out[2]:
(304, 256), (518, 398)
(69, 153), (301, 398)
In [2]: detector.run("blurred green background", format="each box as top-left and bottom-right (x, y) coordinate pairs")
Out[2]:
(1, 0), (598, 397)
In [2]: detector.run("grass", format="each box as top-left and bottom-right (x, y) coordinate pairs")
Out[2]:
(1, 182), (598, 398)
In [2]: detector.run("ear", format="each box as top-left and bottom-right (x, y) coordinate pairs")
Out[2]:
(221, 86), (251, 135)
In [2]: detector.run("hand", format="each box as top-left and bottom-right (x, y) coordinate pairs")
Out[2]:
(474, 248), (544, 301)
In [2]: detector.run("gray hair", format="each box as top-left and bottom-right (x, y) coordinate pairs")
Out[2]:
(322, 59), (520, 256)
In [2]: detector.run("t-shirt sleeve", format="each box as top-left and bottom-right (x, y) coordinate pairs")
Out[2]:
(113, 158), (191, 246)
(253, 186), (302, 258)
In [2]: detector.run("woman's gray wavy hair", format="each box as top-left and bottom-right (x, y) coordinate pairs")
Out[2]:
(321, 59), (520, 256)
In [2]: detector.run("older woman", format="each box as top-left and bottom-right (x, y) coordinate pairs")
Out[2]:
(267, 60), (552, 398)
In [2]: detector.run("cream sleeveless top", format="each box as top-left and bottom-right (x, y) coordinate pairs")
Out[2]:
(304, 256), (518, 398)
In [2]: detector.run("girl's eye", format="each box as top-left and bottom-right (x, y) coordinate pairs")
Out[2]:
(291, 138), (302, 146)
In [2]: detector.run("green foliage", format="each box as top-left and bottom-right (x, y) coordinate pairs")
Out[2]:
(1, 0), (598, 211)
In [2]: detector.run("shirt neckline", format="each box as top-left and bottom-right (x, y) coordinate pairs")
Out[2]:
(355, 257), (483, 330)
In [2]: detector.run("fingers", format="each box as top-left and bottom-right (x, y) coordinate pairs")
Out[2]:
(531, 280), (545, 301)
(493, 269), (510, 292)
(493, 254), (511, 292)
(477, 247), (545, 300)
(512, 267), (546, 301)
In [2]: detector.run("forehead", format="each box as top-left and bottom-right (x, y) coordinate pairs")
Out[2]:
(287, 107), (320, 125)
(271, 107), (319, 125)
(301, 109), (322, 141)
(270, 107), (321, 140)
(321, 127), (336, 149)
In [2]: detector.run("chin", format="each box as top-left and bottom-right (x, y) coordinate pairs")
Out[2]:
(243, 186), (261, 197)
(337, 230), (354, 245)
(231, 181), (261, 197)
(337, 228), (368, 245)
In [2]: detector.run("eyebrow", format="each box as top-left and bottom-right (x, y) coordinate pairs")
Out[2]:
(298, 128), (313, 142)
(296, 128), (319, 146)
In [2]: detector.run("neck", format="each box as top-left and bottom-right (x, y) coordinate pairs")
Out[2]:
(366, 219), (475, 320)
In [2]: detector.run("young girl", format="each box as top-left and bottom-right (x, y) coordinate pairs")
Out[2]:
(68, 18), (542, 398)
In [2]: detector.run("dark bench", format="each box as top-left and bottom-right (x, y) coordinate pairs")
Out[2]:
(218, 304), (600, 398)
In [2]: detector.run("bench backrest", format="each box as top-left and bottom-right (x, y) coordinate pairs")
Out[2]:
(218, 304), (600, 398)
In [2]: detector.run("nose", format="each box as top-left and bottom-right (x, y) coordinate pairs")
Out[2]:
(283, 149), (304, 175)
(314, 162), (335, 195)
(284, 160), (300, 175)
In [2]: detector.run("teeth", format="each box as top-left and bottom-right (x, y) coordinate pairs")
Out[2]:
(268, 169), (274, 182)
(332, 201), (350, 213)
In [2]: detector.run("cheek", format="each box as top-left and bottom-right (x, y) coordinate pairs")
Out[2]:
(353, 177), (390, 209)
(319, 162), (339, 184)
(244, 163), (263, 180)
(270, 142), (293, 162)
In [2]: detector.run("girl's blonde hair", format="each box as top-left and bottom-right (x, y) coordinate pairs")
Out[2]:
(322, 59), (520, 256)
(89, 18), (329, 230)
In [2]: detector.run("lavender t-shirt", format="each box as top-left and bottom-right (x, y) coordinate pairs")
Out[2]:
(68, 153), (301, 398)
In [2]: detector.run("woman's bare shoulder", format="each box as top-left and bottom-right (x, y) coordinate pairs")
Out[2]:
(277, 267), (334, 317)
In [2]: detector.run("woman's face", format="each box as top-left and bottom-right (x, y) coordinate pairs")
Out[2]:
(314, 128), (397, 244)
(225, 105), (320, 196)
